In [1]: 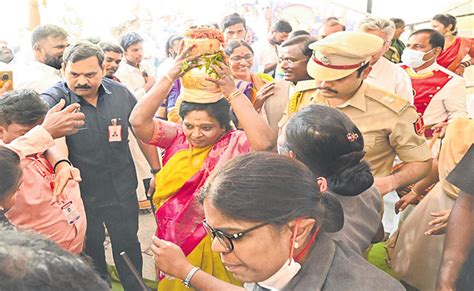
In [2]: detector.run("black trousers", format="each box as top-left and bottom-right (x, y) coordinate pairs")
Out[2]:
(84, 196), (143, 291)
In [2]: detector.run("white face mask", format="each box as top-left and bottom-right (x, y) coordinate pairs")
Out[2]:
(257, 258), (302, 290)
(401, 48), (434, 68)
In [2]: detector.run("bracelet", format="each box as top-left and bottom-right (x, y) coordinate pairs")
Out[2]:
(150, 168), (161, 175)
(53, 159), (72, 173)
(460, 61), (471, 68)
(411, 188), (423, 198)
(225, 89), (241, 103)
(164, 73), (174, 84)
(182, 267), (200, 288)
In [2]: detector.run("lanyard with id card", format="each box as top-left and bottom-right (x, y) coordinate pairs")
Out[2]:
(30, 157), (81, 225)
(108, 118), (122, 142)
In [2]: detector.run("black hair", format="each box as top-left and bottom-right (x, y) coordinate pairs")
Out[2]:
(224, 40), (254, 56)
(200, 152), (343, 233)
(281, 35), (319, 58)
(272, 20), (292, 33)
(390, 18), (405, 29)
(285, 105), (374, 196)
(221, 13), (247, 32)
(31, 24), (68, 47)
(99, 41), (124, 54)
(120, 32), (144, 51)
(0, 89), (48, 126)
(84, 37), (101, 45)
(179, 99), (231, 131)
(288, 30), (311, 39)
(165, 35), (183, 58)
(410, 29), (445, 50)
(433, 14), (457, 36)
(63, 41), (105, 66)
(0, 146), (21, 203)
(0, 226), (110, 290)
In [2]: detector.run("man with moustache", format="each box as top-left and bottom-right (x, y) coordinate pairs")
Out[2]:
(98, 41), (123, 82)
(41, 42), (161, 290)
(16, 24), (68, 93)
(308, 31), (431, 196)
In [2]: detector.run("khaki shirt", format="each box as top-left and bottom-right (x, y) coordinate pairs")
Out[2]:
(313, 82), (431, 177)
(277, 80), (318, 128)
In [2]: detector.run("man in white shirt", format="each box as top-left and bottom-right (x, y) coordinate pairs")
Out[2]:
(257, 20), (292, 77)
(115, 32), (155, 100)
(15, 25), (68, 93)
(359, 16), (414, 104)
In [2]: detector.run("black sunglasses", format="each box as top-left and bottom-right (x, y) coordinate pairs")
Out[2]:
(202, 220), (268, 251)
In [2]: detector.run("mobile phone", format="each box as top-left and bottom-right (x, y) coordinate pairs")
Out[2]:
(0, 71), (13, 92)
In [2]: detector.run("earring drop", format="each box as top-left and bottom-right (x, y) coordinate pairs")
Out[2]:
(294, 242), (299, 249)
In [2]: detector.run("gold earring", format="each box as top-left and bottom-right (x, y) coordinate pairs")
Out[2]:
(294, 242), (299, 249)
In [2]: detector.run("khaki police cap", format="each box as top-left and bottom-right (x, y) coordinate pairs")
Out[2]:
(307, 31), (383, 81)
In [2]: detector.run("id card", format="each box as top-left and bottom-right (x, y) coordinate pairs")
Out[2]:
(61, 200), (81, 225)
(108, 118), (122, 142)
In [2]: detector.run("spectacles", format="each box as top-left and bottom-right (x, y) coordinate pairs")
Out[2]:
(279, 58), (309, 65)
(202, 220), (268, 251)
(230, 54), (253, 62)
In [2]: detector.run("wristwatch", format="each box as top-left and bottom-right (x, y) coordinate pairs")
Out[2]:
(150, 168), (161, 175)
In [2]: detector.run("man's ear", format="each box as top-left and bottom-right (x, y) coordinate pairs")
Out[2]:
(33, 43), (42, 53)
(433, 46), (443, 58)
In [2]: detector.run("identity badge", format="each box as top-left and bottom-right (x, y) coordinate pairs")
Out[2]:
(108, 118), (122, 142)
(61, 200), (81, 225)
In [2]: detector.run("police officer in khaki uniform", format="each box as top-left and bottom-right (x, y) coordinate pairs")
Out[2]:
(307, 31), (432, 196)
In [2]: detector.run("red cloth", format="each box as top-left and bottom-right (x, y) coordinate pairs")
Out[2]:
(402, 65), (451, 137)
(437, 37), (474, 73)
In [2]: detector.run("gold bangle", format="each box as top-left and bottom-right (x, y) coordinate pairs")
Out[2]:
(164, 73), (174, 84)
(225, 89), (241, 103)
(411, 188), (423, 197)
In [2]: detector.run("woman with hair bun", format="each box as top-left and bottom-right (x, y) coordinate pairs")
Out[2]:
(151, 152), (403, 290)
(431, 14), (474, 76)
(281, 104), (383, 253)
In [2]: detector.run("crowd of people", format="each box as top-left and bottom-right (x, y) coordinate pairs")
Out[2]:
(0, 9), (473, 291)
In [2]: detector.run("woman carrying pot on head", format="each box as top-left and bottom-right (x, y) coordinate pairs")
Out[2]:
(130, 42), (275, 290)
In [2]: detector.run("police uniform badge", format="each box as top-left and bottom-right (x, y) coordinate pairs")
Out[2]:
(414, 114), (425, 136)
(313, 51), (331, 65)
